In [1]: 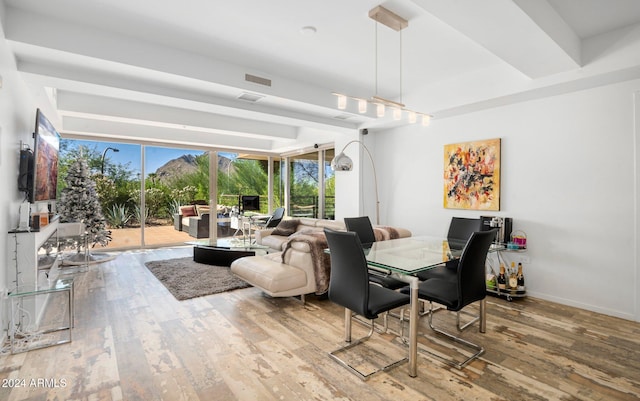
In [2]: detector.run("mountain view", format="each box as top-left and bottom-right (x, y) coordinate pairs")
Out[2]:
(154, 154), (234, 183)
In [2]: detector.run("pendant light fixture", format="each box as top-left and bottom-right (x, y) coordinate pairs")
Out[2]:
(332, 5), (432, 126)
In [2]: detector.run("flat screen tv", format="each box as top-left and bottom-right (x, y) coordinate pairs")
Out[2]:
(240, 195), (260, 212)
(30, 109), (60, 203)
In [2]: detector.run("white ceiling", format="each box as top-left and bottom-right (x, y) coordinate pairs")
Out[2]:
(3, 0), (640, 153)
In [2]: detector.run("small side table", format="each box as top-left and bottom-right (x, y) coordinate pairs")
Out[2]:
(8, 278), (74, 354)
(231, 215), (254, 243)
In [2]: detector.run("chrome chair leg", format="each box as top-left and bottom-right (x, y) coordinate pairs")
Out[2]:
(456, 309), (480, 331)
(329, 307), (408, 381)
(397, 301), (442, 345)
(400, 302), (477, 334)
(345, 307), (353, 342)
(425, 302), (485, 369)
(353, 311), (390, 334)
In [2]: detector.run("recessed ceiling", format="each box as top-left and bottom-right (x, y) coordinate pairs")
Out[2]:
(547, 0), (640, 38)
(3, 0), (640, 153)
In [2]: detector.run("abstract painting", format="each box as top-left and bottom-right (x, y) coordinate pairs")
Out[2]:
(444, 138), (501, 210)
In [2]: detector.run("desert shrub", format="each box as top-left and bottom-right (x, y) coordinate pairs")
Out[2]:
(105, 203), (131, 228)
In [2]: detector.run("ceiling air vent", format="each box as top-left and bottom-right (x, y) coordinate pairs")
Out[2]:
(245, 73), (271, 87)
(237, 92), (265, 103)
(333, 114), (352, 120)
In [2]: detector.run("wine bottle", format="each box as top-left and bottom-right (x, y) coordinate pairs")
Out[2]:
(486, 274), (496, 289)
(509, 261), (518, 290)
(498, 263), (507, 290)
(517, 263), (525, 291)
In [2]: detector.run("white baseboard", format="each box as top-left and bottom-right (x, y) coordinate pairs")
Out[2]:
(527, 290), (637, 322)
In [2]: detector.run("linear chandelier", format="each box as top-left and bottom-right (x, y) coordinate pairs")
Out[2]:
(332, 6), (432, 126)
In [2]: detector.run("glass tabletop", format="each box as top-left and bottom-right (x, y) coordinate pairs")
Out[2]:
(9, 278), (74, 297)
(365, 236), (459, 274)
(366, 236), (505, 274)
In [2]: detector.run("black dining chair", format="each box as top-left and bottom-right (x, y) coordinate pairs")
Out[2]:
(414, 217), (482, 320)
(343, 216), (376, 246)
(447, 217), (482, 251)
(403, 229), (496, 369)
(253, 207), (285, 229)
(417, 216), (481, 282)
(344, 216), (406, 290)
(324, 228), (411, 380)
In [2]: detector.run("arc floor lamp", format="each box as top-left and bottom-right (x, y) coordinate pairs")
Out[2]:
(331, 140), (380, 225)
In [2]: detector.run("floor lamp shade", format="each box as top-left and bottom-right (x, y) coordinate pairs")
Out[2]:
(331, 152), (353, 171)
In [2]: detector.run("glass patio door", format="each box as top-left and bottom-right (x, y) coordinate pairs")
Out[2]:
(287, 148), (334, 219)
(323, 149), (335, 219)
(216, 152), (274, 239)
(58, 139), (143, 249)
(59, 139), (213, 249)
(143, 146), (209, 247)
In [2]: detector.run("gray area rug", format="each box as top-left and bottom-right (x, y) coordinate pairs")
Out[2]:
(144, 257), (251, 301)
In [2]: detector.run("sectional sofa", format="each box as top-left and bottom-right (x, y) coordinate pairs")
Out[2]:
(230, 217), (411, 300)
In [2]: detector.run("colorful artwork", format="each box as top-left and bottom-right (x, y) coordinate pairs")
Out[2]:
(444, 138), (500, 210)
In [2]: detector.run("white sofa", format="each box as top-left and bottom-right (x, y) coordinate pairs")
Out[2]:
(230, 218), (411, 299)
(256, 217), (345, 252)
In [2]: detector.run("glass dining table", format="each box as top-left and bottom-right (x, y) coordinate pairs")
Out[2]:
(364, 235), (483, 377)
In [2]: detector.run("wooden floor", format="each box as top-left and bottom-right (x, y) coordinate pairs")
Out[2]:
(1, 247), (639, 401)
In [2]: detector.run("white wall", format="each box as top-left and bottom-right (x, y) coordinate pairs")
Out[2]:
(0, 7), (41, 339)
(362, 79), (640, 322)
(635, 91), (640, 323)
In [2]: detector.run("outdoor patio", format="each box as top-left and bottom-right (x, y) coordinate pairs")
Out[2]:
(95, 225), (200, 250)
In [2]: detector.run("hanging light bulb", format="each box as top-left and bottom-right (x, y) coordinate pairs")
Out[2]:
(408, 111), (417, 124)
(421, 114), (431, 126)
(337, 94), (347, 110)
(358, 99), (368, 113)
(376, 103), (385, 117)
(393, 108), (402, 120)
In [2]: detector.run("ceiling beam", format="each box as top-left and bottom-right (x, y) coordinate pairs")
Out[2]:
(4, 7), (359, 129)
(56, 92), (299, 141)
(411, 0), (581, 78)
(62, 116), (277, 151)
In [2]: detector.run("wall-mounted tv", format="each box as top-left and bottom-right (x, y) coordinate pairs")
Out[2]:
(240, 195), (260, 212)
(30, 109), (60, 203)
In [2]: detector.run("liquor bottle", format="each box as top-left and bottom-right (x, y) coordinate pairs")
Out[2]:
(517, 263), (525, 291)
(498, 263), (507, 290)
(486, 274), (496, 289)
(509, 262), (518, 290)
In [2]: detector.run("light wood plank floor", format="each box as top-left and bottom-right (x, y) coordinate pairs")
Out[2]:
(1, 247), (639, 401)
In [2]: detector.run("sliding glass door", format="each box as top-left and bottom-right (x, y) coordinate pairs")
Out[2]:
(59, 137), (334, 248)
(143, 146), (208, 247)
(287, 148), (335, 219)
(59, 139), (207, 249)
(216, 152), (277, 237)
(323, 149), (335, 219)
(59, 139), (145, 249)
